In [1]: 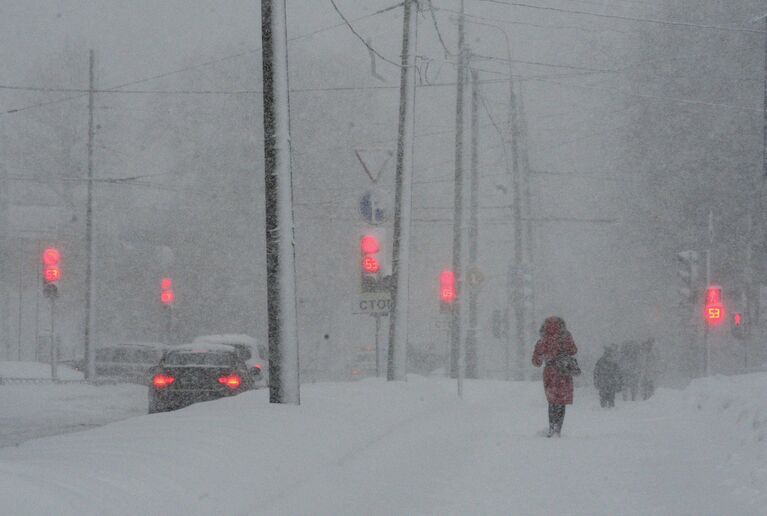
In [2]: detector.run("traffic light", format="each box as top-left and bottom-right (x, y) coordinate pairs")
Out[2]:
(731, 312), (745, 339)
(42, 247), (61, 298)
(360, 230), (389, 292)
(439, 269), (455, 312)
(160, 277), (174, 306)
(704, 284), (725, 326)
(676, 250), (700, 303)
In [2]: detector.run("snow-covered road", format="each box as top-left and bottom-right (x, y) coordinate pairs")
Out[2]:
(1, 374), (765, 515)
(0, 362), (147, 448)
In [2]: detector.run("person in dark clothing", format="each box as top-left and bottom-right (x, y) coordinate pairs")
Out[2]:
(618, 341), (640, 401)
(593, 346), (622, 408)
(532, 316), (578, 437)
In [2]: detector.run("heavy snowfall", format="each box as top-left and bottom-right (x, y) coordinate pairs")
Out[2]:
(1, 0), (766, 515)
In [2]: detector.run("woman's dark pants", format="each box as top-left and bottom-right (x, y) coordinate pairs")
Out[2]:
(548, 404), (566, 435)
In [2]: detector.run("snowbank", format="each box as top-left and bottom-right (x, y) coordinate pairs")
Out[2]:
(0, 361), (83, 381)
(684, 374), (767, 446)
(1, 375), (766, 515)
(0, 381), (147, 448)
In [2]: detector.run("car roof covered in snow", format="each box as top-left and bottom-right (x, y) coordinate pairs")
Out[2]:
(192, 334), (258, 346)
(167, 343), (238, 354)
(98, 341), (166, 350)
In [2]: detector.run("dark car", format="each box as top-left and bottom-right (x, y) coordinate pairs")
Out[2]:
(148, 343), (253, 413)
(193, 335), (269, 388)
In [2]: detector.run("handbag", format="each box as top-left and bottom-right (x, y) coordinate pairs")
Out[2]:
(551, 336), (581, 376)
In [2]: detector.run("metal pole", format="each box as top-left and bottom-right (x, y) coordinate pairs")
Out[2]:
(84, 49), (96, 380)
(450, 0), (467, 384)
(262, 0), (300, 404)
(34, 240), (40, 363)
(0, 166), (8, 360)
(508, 67), (525, 382)
(387, 0), (417, 382)
(466, 68), (480, 379)
(763, 17), (767, 179)
(165, 306), (172, 345)
(17, 238), (23, 360)
(374, 314), (381, 377)
(50, 297), (57, 381)
(703, 325), (709, 377)
(705, 212), (712, 376)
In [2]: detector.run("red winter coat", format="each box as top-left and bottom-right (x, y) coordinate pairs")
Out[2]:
(532, 317), (578, 405)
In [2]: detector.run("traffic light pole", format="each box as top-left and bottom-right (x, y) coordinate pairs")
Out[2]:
(465, 68), (480, 379)
(374, 314), (381, 377)
(164, 306), (173, 346)
(705, 214), (713, 377)
(50, 297), (57, 381)
(84, 49), (96, 381)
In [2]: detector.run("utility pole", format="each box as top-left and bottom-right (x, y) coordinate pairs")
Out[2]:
(261, 0), (300, 404)
(703, 210), (713, 376)
(507, 56), (526, 381)
(387, 0), (417, 382)
(450, 0), (467, 391)
(745, 14), (767, 369)
(465, 68), (480, 379)
(84, 49), (96, 380)
(0, 165), (8, 360)
(50, 296), (57, 381)
(517, 84), (537, 344)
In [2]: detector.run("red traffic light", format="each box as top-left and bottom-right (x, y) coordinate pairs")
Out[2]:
(42, 247), (61, 284)
(733, 313), (742, 327)
(160, 277), (174, 306)
(440, 269), (455, 303)
(704, 285), (724, 326)
(42, 248), (60, 266)
(360, 235), (380, 255)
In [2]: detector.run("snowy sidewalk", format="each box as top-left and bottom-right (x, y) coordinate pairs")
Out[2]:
(1, 375), (765, 515)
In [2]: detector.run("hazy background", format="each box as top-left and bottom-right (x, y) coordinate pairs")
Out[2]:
(1, 0), (764, 382)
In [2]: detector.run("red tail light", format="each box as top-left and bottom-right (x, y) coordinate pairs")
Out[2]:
(218, 374), (241, 389)
(152, 373), (175, 389)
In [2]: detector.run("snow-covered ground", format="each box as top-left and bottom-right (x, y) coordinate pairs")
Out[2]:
(1, 374), (765, 515)
(0, 362), (147, 448)
(0, 361), (84, 381)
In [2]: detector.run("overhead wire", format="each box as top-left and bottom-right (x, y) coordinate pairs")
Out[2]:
(475, 0), (766, 35)
(1, 2), (403, 116)
(328, 0), (403, 68)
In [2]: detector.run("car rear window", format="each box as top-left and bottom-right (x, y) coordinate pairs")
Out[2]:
(231, 345), (252, 361)
(164, 351), (235, 366)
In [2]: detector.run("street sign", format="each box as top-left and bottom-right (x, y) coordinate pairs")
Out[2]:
(359, 189), (390, 225)
(355, 148), (393, 183)
(353, 292), (392, 316)
(466, 266), (485, 289)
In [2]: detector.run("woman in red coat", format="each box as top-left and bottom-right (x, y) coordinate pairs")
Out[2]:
(532, 316), (578, 437)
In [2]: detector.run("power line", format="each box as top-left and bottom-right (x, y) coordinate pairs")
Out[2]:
(329, 0), (403, 68)
(1, 3), (403, 116)
(426, 0), (455, 57)
(471, 52), (618, 73)
(530, 76), (763, 114)
(434, 5), (632, 35)
(476, 0), (766, 35)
